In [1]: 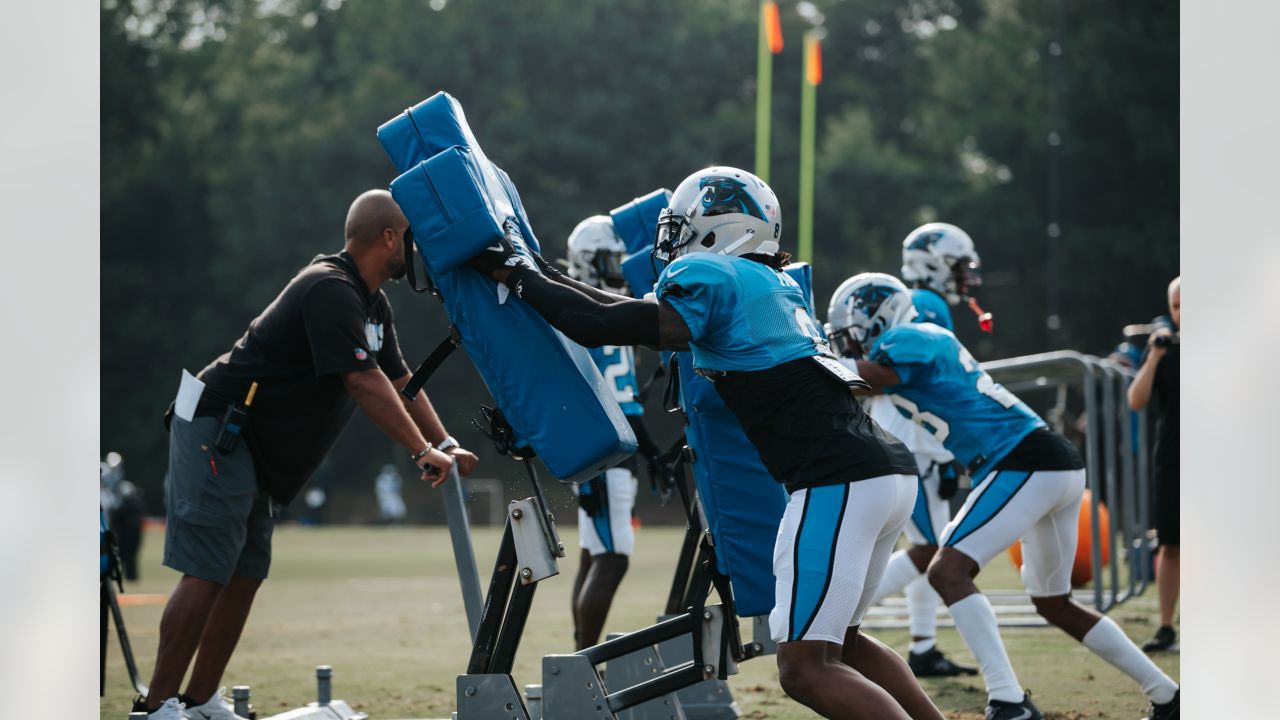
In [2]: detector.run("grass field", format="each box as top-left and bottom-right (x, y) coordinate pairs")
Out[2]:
(101, 524), (1177, 719)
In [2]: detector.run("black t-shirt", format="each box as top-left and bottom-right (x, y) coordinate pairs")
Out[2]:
(192, 252), (409, 504)
(711, 357), (918, 493)
(1150, 344), (1179, 478)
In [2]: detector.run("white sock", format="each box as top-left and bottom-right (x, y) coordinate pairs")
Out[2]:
(870, 549), (922, 606)
(910, 638), (936, 654)
(1082, 616), (1178, 704)
(906, 575), (940, 640)
(949, 594), (1024, 704)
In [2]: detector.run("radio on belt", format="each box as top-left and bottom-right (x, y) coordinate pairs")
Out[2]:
(215, 381), (258, 453)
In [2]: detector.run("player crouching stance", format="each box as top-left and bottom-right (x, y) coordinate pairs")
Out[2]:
(471, 168), (944, 720)
(833, 273), (1179, 720)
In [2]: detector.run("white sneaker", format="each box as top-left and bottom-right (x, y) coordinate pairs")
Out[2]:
(184, 688), (248, 720)
(143, 697), (190, 720)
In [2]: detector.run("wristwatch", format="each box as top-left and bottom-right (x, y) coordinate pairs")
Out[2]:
(410, 442), (434, 467)
(437, 435), (460, 452)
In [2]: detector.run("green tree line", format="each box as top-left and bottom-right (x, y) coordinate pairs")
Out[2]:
(102, 0), (1177, 516)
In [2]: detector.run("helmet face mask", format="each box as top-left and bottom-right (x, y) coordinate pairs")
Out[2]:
(901, 222), (981, 305)
(826, 273), (918, 358)
(653, 167), (781, 264)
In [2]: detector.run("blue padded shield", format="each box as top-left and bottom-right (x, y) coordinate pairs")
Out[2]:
(621, 251), (661, 298)
(379, 94), (637, 482)
(674, 262), (817, 617)
(610, 189), (671, 256)
(678, 351), (788, 617)
(389, 147), (506, 277)
(378, 92), (541, 259)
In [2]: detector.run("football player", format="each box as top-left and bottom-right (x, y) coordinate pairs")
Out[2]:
(835, 272), (1179, 720)
(471, 168), (944, 720)
(900, 222), (988, 333)
(827, 222), (990, 678)
(561, 214), (663, 650)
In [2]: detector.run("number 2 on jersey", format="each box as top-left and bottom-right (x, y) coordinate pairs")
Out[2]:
(958, 346), (1018, 409)
(601, 346), (637, 403)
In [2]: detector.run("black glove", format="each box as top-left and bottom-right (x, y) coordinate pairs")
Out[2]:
(530, 249), (565, 280)
(937, 460), (968, 500)
(467, 224), (534, 278)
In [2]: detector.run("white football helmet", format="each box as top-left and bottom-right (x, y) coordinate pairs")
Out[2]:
(654, 167), (782, 262)
(825, 273), (918, 358)
(566, 215), (627, 290)
(901, 222), (982, 305)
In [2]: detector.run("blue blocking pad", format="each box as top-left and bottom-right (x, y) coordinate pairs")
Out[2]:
(378, 91), (541, 253)
(610, 189), (671, 256)
(389, 147), (505, 276)
(675, 261), (818, 617)
(678, 352), (788, 617)
(622, 251), (662, 298)
(379, 93), (637, 482)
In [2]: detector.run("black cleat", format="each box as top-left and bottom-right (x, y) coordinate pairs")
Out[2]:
(908, 646), (979, 677)
(1145, 689), (1179, 720)
(985, 692), (1043, 720)
(1141, 625), (1178, 653)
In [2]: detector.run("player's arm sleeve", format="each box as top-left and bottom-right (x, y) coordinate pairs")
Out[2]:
(505, 266), (659, 347)
(377, 299), (411, 381)
(653, 256), (735, 342)
(302, 279), (382, 377)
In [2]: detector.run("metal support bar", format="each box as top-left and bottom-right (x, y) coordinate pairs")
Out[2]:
(491, 581), (539, 676)
(608, 663), (706, 715)
(580, 613), (700, 667)
(440, 464), (484, 642)
(468, 524), (518, 675)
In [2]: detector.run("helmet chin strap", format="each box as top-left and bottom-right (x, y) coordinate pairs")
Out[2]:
(719, 229), (759, 257)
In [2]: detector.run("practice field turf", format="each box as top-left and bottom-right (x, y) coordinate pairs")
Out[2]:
(102, 524), (1178, 719)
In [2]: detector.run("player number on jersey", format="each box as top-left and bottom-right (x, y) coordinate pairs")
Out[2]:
(958, 347), (1019, 409)
(601, 346), (637, 403)
(889, 395), (951, 442)
(793, 307), (826, 350)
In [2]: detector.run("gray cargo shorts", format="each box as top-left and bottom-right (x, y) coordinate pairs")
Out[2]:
(162, 416), (274, 585)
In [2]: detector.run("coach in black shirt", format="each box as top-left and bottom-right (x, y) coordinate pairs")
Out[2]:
(1128, 276), (1180, 655)
(137, 190), (479, 719)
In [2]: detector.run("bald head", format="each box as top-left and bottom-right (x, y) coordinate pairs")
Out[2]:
(344, 189), (407, 249)
(1168, 275), (1180, 327)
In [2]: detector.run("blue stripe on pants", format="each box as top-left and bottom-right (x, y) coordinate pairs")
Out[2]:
(788, 484), (850, 641)
(945, 471), (1032, 548)
(910, 476), (938, 546)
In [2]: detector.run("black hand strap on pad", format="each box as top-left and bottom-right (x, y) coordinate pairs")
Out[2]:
(401, 328), (460, 402)
(472, 405), (536, 461)
(404, 234), (432, 295)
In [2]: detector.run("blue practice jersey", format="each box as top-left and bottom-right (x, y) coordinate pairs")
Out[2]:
(910, 288), (954, 331)
(655, 253), (826, 373)
(871, 322), (1044, 480)
(588, 345), (644, 416)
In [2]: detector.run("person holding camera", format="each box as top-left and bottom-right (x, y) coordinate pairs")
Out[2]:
(135, 190), (479, 720)
(1127, 276), (1180, 653)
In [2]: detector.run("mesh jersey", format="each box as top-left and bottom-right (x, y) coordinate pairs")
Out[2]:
(863, 394), (954, 474)
(655, 253), (827, 372)
(870, 322), (1043, 480)
(588, 345), (644, 416)
(910, 288), (954, 332)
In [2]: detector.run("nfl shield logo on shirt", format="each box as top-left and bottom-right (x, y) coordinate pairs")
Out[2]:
(354, 347), (369, 361)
